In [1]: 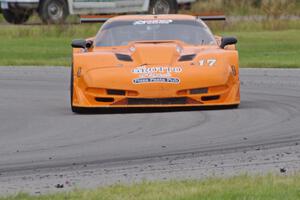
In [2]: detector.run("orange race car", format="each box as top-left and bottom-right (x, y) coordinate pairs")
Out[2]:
(71, 14), (240, 113)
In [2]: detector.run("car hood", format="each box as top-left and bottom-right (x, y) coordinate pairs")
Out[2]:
(130, 43), (179, 64)
(73, 42), (236, 88)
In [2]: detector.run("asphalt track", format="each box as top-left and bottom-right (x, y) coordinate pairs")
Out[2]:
(0, 67), (300, 194)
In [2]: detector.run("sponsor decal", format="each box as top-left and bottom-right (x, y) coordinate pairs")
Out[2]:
(132, 65), (182, 84)
(134, 78), (180, 84)
(133, 20), (173, 25)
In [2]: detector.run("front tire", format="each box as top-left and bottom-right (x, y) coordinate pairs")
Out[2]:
(149, 0), (178, 14)
(231, 104), (240, 109)
(2, 9), (31, 24)
(38, 0), (68, 24)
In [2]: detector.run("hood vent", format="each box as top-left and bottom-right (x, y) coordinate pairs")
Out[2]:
(178, 54), (196, 62)
(115, 53), (133, 62)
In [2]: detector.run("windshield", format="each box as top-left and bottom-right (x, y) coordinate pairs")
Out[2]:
(95, 19), (216, 47)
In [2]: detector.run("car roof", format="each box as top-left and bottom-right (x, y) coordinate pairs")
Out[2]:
(107, 14), (197, 22)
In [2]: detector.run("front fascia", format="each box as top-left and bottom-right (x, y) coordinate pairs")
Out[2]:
(72, 47), (239, 107)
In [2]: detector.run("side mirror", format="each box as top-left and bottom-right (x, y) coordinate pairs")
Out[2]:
(71, 39), (93, 48)
(71, 39), (86, 48)
(220, 37), (237, 49)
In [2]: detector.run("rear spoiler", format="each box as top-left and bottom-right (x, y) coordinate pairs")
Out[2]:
(80, 15), (116, 23)
(196, 15), (226, 21)
(80, 14), (226, 23)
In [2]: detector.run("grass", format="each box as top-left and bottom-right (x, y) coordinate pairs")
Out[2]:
(0, 37), (68, 66)
(1, 174), (300, 200)
(0, 24), (98, 66)
(190, 0), (300, 16)
(0, 23), (299, 67)
(223, 30), (300, 68)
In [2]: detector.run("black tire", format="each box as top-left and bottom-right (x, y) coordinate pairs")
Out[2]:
(233, 104), (240, 108)
(229, 104), (240, 109)
(149, 0), (178, 14)
(38, 0), (68, 24)
(2, 9), (31, 24)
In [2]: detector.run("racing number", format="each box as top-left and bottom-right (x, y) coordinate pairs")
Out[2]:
(199, 59), (217, 67)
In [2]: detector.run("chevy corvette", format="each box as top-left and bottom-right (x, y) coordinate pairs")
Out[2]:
(71, 14), (240, 113)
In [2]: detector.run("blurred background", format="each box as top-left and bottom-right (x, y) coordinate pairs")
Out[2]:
(0, 0), (299, 67)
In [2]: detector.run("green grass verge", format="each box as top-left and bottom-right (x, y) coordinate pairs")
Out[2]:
(1, 174), (300, 200)
(0, 25), (299, 67)
(0, 25), (98, 66)
(190, 0), (300, 16)
(224, 30), (300, 68)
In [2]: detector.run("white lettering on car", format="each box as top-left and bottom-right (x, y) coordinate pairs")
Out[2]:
(199, 59), (217, 67)
(132, 65), (182, 84)
(133, 20), (173, 25)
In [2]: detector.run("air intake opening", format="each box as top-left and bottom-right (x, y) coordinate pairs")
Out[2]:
(128, 97), (187, 105)
(201, 95), (220, 101)
(178, 54), (196, 62)
(115, 53), (133, 62)
(95, 97), (114, 102)
(190, 88), (208, 95)
(107, 89), (126, 96)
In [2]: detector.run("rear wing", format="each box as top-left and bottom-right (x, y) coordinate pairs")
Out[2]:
(80, 14), (226, 23)
(80, 15), (116, 23)
(196, 15), (226, 21)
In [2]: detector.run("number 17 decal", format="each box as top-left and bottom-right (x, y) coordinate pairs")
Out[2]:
(199, 59), (217, 67)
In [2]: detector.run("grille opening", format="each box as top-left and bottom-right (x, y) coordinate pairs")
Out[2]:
(128, 97), (187, 105)
(190, 88), (208, 95)
(95, 97), (114, 102)
(201, 95), (220, 101)
(107, 89), (126, 96)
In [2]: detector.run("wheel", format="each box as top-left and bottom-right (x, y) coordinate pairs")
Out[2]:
(2, 9), (31, 24)
(70, 65), (82, 113)
(228, 104), (239, 109)
(38, 0), (68, 24)
(232, 104), (240, 109)
(149, 0), (178, 14)
(71, 66), (96, 114)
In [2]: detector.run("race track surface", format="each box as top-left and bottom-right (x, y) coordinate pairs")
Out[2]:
(0, 67), (300, 194)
